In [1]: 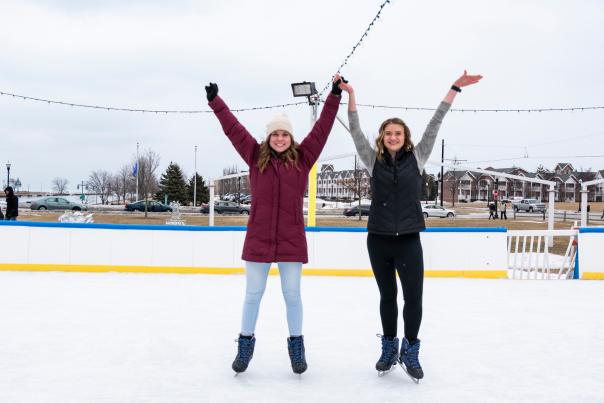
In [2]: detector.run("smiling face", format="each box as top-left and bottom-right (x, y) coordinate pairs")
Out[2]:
(269, 130), (292, 153)
(382, 123), (406, 155)
(376, 117), (413, 159)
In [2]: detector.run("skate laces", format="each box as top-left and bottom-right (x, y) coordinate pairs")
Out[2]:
(289, 337), (304, 363)
(236, 337), (254, 362)
(377, 334), (398, 363)
(403, 339), (421, 368)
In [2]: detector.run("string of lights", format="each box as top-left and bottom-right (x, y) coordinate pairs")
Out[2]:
(0, 91), (307, 114)
(354, 102), (604, 113)
(317, 0), (392, 97)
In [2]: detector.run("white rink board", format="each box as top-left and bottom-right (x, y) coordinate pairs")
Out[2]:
(579, 231), (604, 276)
(0, 223), (509, 274)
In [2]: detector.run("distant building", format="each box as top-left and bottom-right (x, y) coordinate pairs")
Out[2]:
(316, 164), (370, 201)
(442, 163), (602, 203)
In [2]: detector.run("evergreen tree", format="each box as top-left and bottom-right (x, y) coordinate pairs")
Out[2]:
(156, 162), (188, 204)
(187, 173), (210, 206)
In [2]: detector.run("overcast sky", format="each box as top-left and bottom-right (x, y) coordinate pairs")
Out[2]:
(1, 0), (603, 192)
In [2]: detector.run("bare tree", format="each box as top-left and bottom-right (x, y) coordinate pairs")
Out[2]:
(113, 165), (134, 204)
(87, 171), (113, 204)
(52, 178), (69, 195)
(445, 171), (461, 207)
(340, 157), (371, 220)
(135, 149), (161, 216)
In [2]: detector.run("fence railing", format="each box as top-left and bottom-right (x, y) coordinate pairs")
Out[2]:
(507, 230), (578, 279)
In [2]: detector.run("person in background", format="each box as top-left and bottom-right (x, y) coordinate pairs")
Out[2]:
(4, 186), (18, 221)
(488, 202), (496, 220)
(500, 201), (507, 220)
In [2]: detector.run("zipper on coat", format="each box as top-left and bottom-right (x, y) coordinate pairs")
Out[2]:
(272, 161), (281, 262)
(393, 165), (399, 234)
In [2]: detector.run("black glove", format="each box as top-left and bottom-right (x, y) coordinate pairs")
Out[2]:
(205, 82), (218, 102)
(331, 76), (347, 96)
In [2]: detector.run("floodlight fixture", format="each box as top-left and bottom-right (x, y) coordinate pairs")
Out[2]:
(291, 81), (317, 98)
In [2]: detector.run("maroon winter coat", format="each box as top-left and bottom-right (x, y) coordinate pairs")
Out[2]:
(209, 93), (341, 263)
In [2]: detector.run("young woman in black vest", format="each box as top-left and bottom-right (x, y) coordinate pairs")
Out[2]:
(339, 71), (482, 380)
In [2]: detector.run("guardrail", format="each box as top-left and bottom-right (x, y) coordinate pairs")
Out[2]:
(507, 230), (578, 279)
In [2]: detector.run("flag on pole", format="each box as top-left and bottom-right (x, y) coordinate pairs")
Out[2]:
(132, 162), (138, 177)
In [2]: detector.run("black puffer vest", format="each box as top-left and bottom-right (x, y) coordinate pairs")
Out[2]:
(368, 151), (424, 235)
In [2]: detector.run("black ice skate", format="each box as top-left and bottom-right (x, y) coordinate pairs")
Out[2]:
(376, 334), (399, 377)
(232, 334), (255, 374)
(287, 335), (308, 374)
(399, 337), (423, 383)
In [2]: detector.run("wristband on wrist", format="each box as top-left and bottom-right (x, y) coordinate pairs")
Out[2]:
(451, 85), (462, 93)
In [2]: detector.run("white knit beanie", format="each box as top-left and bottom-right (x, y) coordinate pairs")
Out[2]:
(266, 112), (294, 136)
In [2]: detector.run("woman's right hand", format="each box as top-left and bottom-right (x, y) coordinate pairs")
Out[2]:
(205, 82), (218, 102)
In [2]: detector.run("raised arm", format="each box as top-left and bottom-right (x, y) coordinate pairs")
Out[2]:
(206, 83), (259, 167)
(414, 70), (483, 172)
(298, 75), (343, 166)
(341, 80), (376, 175)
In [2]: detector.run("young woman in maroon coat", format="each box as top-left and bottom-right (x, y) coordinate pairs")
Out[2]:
(206, 75), (345, 374)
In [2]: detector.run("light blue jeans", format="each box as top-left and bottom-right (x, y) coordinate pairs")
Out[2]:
(241, 261), (303, 337)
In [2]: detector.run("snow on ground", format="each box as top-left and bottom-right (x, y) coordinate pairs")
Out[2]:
(0, 271), (602, 403)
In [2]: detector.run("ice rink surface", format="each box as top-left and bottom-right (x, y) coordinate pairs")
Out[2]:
(0, 271), (603, 403)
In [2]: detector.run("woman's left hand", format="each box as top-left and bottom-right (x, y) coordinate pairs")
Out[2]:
(334, 73), (353, 94)
(453, 70), (483, 88)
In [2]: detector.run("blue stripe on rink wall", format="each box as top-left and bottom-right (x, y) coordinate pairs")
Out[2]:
(579, 227), (604, 233)
(0, 221), (247, 232)
(0, 221), (508, 233)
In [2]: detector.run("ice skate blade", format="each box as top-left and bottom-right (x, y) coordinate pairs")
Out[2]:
(399, 363), (420, 384)
(377, 367), (394, 377)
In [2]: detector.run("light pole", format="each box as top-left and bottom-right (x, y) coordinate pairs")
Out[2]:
(237, 170), (249, 207)
(494, 178), (499, 218)
(436, 173), (441, 205)
(77, 181), (87, 203)
(193, 145), (198, 207)
(6, 161), (11, 188)
(291, 81), (318, 226)
(136, 142), (140, 201)
(425, 182), (429, 205)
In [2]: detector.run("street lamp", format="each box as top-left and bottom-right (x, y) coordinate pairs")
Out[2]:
(425, 181), (429, 204)
(494, 178), (500, 218)
(291, 81), (319, 226)
(193, 145), (198, 207)
(77, 182), (88, 202)
(436, 173), (441, 205)
(6, 161), (11, 188)
(237, 170), (249, 207)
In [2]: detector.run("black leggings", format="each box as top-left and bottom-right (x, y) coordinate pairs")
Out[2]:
(367, 232), (424, 341)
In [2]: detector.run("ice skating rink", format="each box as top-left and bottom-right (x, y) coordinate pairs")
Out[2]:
(0, 271), (602, 403)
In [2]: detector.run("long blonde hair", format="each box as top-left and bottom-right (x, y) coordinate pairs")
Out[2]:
(375, 118), (413, 161)
(257, 131), (300, 172)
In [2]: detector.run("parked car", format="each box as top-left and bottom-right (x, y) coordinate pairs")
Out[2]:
(343, 205), (371, 217)
(421, 204), (456, 218)
(125, 200), (173, 212)
(200, 201), (250, 215)
(30, 197), (88, 211)
(512, 198), (546, 213)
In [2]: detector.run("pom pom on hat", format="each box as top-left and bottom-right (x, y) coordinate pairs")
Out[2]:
(266, 112), (293, 136)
